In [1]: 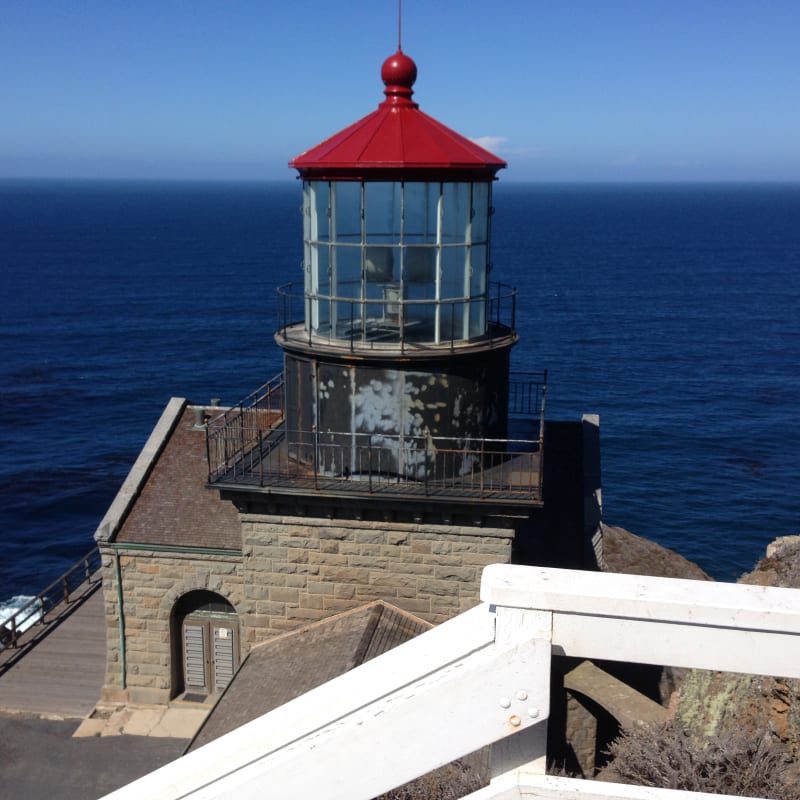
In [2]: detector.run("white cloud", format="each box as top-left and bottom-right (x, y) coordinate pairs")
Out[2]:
(470, 136), (509, 153)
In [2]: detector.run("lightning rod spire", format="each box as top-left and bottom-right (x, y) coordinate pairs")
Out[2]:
(397, 0), (403, 51)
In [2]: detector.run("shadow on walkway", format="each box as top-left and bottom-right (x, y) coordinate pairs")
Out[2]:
(0, 715), (185, 800)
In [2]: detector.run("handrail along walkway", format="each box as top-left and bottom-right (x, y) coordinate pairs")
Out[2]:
(0, 546), (101, 654)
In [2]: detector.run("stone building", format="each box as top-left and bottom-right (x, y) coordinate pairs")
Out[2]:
(95, 49), (601, 707)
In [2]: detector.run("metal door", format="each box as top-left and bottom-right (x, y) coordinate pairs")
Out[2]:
(182, 617), (239, 695)
(212, 624), (236, 691)
(183, 622), (208, 692)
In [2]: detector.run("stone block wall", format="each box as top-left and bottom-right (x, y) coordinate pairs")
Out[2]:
(99, 515), (517, 704)
(240, 513), (515, 644)
(99, 548), (245, 705)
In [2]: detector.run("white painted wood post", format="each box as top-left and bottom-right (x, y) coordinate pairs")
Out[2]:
(489, 607), (552, 783)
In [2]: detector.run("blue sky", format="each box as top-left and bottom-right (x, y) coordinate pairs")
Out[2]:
(2, 1), (799, 182)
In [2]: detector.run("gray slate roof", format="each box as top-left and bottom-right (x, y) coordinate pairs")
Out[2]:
(188, 600), (432, 751)
(116, 404), (241, 550)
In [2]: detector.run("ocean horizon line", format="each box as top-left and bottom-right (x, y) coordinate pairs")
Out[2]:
(2, 175), (800, 187)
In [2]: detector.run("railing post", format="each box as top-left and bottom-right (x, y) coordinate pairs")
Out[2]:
(258, 430), (264, 487)
(424, 438), (429, 496)
(239, 404), (245, 466)
(399, 299), (405, 356)
(368, 435), (373, 493)
(538, 372), (547, 499)
(480, 439), (485, 495)
(63, 576), (70, 604)
(313, 426), (319, 491)
(206, 427), (212, 482)
(394, 438), (401, 485)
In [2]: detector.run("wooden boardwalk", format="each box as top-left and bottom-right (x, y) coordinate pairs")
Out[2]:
(0, 587), (106, 718)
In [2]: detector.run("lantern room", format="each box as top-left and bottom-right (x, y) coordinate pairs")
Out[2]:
(296, 179), (496, 345)
(286, 50), (507, 349)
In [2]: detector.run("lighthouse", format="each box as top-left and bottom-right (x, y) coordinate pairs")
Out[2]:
(212, 49), (547, 512)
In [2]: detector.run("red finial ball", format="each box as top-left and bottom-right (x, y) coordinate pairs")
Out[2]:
(381, 50), (417, 89)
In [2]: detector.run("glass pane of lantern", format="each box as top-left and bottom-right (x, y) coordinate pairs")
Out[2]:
(441, 298), (466, 343)
(304, 240), (312, 295)
(364, 245), (395, 283)
(303, 183), (312, 243)
(314, 297), (330, 335)
(333, 182), (361, 243)
(403, 246), (434, 284)
(471, 183), (489, 243)
(470, 245), (487, 337)
(310, 245), (331, 335)
(469, 299), (486, 338)
(310, 182), (330, 241)
(333, 298), (359, 338)
(365, 182), (400, 244)
(403, 302), (433, 341)
(406, 277), (435, 301)
(313, 244), (330, 295)
(364, 273), (385, 328)
(470, 244), (487, 294)
(441, 183), (470, 244)
(403, 183), (438, 244)
(332, 245), (361, 298)
(440, 246), (467, 300)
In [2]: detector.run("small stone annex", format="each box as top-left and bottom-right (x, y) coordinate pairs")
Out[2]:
(94, 397), (600, 706)
(94, 47), (603, 708)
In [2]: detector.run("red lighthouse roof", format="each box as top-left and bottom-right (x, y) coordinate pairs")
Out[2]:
(289, 50), (506, 181)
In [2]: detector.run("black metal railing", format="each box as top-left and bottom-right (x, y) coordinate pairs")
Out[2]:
(276, 281), (518, 354)
(206, 373), (285, 478)
(0, 546), (101, 650)
(210, 426), (542, 503)
(509, 369), (548, 418)
(206, 371), (546, 504)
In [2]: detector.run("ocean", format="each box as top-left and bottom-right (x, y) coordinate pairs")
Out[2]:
(1, 179), (798, 600)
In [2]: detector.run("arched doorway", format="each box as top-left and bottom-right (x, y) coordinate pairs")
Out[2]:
(171, 590), (239, 701)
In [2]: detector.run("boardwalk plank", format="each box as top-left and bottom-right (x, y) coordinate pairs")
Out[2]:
(0, 589), (106, 718)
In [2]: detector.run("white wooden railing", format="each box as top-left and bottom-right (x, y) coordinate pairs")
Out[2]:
(101, 565), (800, 800)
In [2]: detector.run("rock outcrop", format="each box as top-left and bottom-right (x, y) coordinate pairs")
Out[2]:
(599, 523), (712, 581)
(669, 534), (800, 788)
(596, 530), (800, 795)
(563, 524), (800, 789)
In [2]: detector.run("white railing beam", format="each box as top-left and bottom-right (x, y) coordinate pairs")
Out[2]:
(481, 565), (800, 678)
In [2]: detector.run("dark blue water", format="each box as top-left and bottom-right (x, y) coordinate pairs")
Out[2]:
(1, 180), (798, 594)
